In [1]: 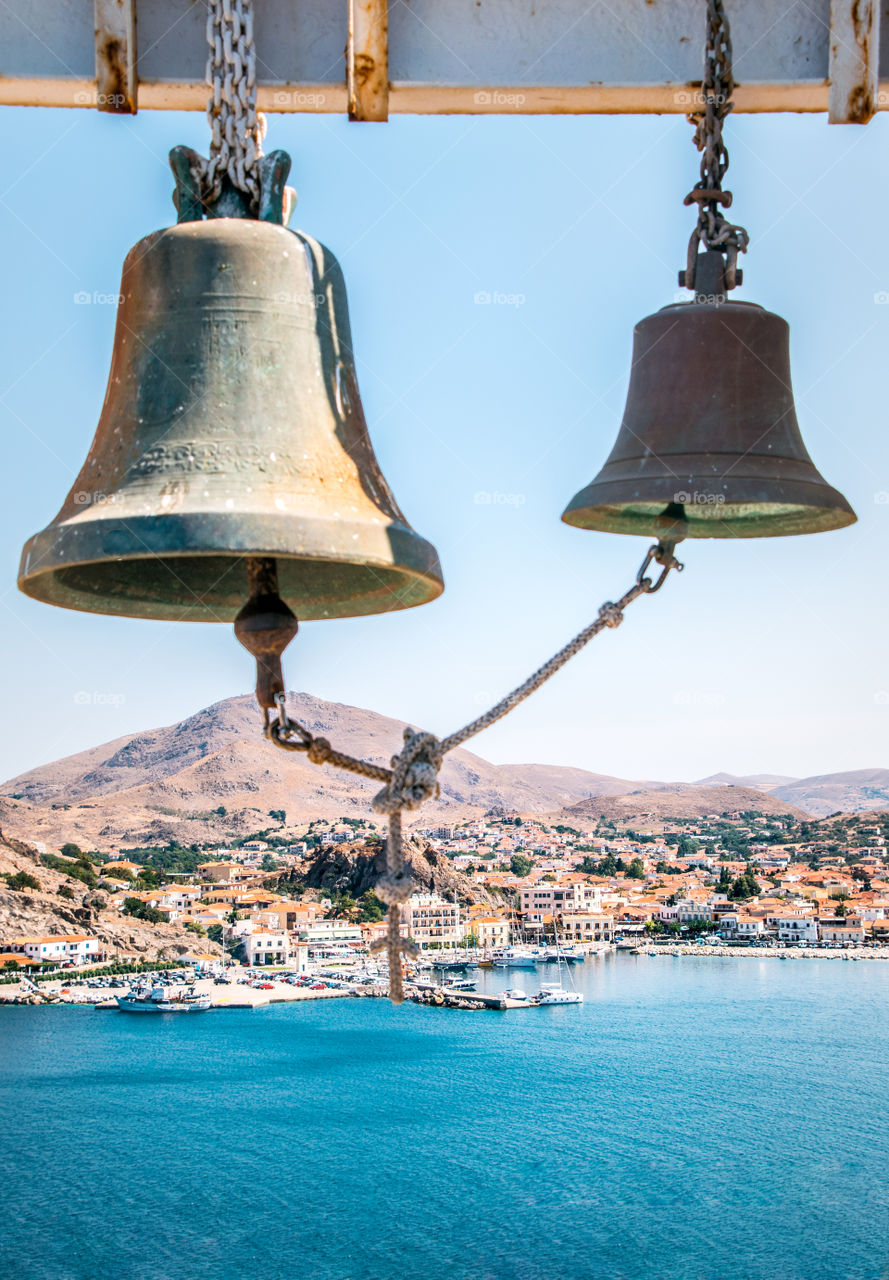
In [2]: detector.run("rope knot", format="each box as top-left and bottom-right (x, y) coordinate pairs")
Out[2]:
(599, 602), (624, 629)
(306, 736), (332, 766)
(375, 870), (413, 906)
(372, 728), (443, 815)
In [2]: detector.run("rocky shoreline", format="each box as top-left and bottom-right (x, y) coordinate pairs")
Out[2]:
(637, 943), (889, 960)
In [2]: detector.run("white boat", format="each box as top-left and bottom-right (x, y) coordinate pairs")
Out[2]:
(492, 947), (541, 969)
(543, 945), (585, 962)
(442, 977), (477, 991)
(503, 988), (531, 1002)
(117, 984), (212, 1013)
(536, 982), (583, 1005)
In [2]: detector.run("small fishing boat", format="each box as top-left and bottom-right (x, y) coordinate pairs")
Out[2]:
(442, 976), (477, 991)
(117, 983), (212, 1013)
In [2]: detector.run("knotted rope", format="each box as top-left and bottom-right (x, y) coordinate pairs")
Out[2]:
(266, 542), (682, 1002)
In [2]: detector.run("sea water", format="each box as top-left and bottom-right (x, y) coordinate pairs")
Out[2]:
(1, 954), (888, 1280)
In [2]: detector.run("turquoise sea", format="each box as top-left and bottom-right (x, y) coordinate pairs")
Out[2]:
(2, 955), (888, 1280)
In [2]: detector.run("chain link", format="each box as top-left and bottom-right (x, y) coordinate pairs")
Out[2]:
(204, 0), (266, 207)
(684, 0), (749, 288)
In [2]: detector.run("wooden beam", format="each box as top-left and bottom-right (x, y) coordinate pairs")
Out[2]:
(828, 0), (880, 123)
(94, 0), (137, 114)
(348, 0), (389, 121)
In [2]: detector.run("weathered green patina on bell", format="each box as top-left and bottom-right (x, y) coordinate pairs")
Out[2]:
(18, 212), (443, 620)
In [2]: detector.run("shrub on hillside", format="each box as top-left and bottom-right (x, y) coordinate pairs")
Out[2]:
(4, 871), (41, 891)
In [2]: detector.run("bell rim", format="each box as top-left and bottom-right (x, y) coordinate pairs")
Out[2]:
(18, 511), (444, 622)
(561, 482), (857, 538)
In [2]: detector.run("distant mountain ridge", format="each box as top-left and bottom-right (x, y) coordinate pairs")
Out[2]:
(0, 693), (885, 849)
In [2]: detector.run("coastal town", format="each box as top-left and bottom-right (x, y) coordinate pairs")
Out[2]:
(3, 805), (889, 984)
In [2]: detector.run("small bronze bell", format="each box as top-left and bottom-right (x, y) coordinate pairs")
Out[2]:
(562, 258), (856, 540)
(18, 215), (443, 620)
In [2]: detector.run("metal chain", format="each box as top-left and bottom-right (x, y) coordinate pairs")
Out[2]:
(204, 0), (266, 206)
(264, 542), (683, 1003)
(684, 0), (749, 288)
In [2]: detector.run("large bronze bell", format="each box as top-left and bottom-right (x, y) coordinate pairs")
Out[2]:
(562, 290), (856, 538)
(18, 218), (443, 620)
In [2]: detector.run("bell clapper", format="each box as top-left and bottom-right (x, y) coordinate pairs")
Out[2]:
(234, 558), (299, 725)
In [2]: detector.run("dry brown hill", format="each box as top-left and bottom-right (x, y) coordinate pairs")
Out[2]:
(0, 693), (646, 850)
(558, 784), (805, 826)
(0, 830), (212, 962)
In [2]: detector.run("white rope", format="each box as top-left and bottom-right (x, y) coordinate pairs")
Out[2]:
(266, 546), (683, 1003)
(204, 0), (266, 205)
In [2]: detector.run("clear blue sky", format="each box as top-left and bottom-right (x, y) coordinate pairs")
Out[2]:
(1, 105), (887, 784)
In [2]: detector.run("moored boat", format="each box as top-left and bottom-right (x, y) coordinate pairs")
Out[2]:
(116, 984), (212, 1013)
(536, 982), (583, 1005)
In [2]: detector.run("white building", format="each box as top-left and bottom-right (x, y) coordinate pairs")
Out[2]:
(520, 883), (603, 921)
(774, 916), (818, 944)
(245, 930), (290, 966)
(13, 935), (101, 966)
(405, 894), (463, 947)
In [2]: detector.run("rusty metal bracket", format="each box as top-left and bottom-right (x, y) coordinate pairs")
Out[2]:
(94, 0), (137, 115)
(348, 0), (389, 122)
(828, 0), (880, 124)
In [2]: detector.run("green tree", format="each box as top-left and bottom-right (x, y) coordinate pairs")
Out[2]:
(357, 890), (386, 923)
(509, 854), (534, 878)
(676, 836), (700, 858)
(207, 923), (224, 944)
(627, 858), (646, 880)
(326, 892), (356, 919)
(260, 853), (279, 872)
(60, 842), (82, 859)
(5, 871), (40, 891)
(729, 866), (761, 901)
(269, 809), (286, 823)
(122, 896), (165, 924)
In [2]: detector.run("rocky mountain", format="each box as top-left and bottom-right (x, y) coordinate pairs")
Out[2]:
(694, 769), (889, 817)
(0, 692), (884, 850)
(558, 784), (805, 825)
(696, 772), (799, 789)
(769, 769), (889, 819)
(0, 693), (650, 850)
(296, 839), (503, 908)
